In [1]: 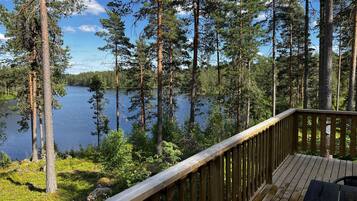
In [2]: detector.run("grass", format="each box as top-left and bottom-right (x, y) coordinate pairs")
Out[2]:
(0, 158), (103, 201)
(0, 94), (16, 102)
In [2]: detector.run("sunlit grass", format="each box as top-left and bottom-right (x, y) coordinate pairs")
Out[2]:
(0, 158), (102, 201)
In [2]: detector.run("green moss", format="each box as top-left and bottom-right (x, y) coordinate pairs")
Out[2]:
(0, 158), (102, 201)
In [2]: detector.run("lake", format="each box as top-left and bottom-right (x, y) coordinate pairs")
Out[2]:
(0, 86), (211, 160)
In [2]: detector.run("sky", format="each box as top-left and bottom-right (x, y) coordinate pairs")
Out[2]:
(0, 0), (321, 74)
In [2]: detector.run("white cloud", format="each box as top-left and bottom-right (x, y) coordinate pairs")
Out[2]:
(0, 33), (9, 41)
(63, 26), (76, 33)
(78, 25), (105, 33)
(82, 0), (105, 15)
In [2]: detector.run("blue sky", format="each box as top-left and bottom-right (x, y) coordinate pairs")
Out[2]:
(0, 0), (321, 74)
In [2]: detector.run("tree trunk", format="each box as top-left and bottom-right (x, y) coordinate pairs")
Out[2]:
(246, 60), (251, 129)
(189, 0), (200, 130)
(348, 6), (357, 111)
(96, 94), (100, 147)
(319, 0), (333, 110)
(289, 23), (293, 108)
(216, 29), (221, 87)
(168, 43), (174, 123)
(272, 0), (276, 116)
(336, 37), (342, 111)
(156, 0), (163, 154)
(40, 0), (57, 193)
(29, 72), (38, 162)
(139, 62), (146, 130)
(39, 110), (45, 157)
(303, 0), (309, 109)
(115, 44), (120, 130)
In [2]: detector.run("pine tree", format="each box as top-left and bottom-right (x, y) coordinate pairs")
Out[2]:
(96, 7), (132, 131)
(88, 75), (110, 147)
(127, 38), (154, 130)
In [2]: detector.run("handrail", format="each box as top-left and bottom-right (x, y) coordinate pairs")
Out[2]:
(296, 109), (357, 116)
(107, 108), (296, 201)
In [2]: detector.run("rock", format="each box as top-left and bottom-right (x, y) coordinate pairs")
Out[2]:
(96, 177), (112, 187)
(87, 187), (112, 201)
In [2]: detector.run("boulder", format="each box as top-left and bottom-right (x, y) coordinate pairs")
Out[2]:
(87, 187), (112, 201)
(96, 177), (112, 187)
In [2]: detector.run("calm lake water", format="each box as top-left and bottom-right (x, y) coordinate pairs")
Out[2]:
(0, 86), (210, 160)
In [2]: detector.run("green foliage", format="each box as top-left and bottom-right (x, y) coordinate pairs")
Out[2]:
(145, 141), (182, 174)
(99, 130), (150, 187)
(127, 38), (154, 128)
(0, 151), (11, 168)
(203, 105), (235, 148)
(63, 145), (99, 161)
(88, 75), (109, 146)
(128, 124), (152, 155)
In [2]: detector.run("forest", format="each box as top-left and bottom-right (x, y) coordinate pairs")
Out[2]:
(0, 0), (356, 200)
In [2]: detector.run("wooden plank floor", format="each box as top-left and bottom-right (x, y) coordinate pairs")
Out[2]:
(259, 154), (357, 201)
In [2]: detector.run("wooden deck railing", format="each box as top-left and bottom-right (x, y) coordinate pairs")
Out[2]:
(107, 109), (357, 201)
(295, 109), (357, 159)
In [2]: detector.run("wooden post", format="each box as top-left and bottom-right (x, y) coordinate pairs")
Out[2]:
(292, 113), (298, 154)
(267, 126), (274, 184)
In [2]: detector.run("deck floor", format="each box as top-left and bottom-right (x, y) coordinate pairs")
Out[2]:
(260, 154), (357, 201)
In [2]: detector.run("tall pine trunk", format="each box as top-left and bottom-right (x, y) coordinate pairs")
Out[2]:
(348, 6), (357, 111)
(115, 44), (120, 130)
(39, 110), (45, 157)
(189, 0), (199, 130)
(272, 0), (276, 116)
(156, 0), (163, 154)
(303, 0), (309, 109)
(40, 0), (57, 193)
(168, 43), (174, 123)
(139, 62), (146, 130)
(29, 72), (38, 162)
(289, 23), (293, 108)
(319, 0), (333, 110)
(336, 36), (342, 111)
(216, 30), (221, 88)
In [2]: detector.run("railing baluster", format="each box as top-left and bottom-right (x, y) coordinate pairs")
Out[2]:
(247, 140), (252, 198)
(200, 166), (207, 201)
(302, 114), (308, 151)
(340, 116), (347, 157)
(330, 115), (336, 156)
(242, 142), (247, 201)
(267, 126), (273, 184)
(311, 114), (317, 153)
(293, 113), (298, 153)
(225, 151), (231, 201)
(320, 115), (326, 157)
(351, 116), (357, 158)
(190, 173), (197, 201)
(166, 184), (175, 201)
(237, 146), (242, 201)
(179, 179), (185, 201)
(232, 147), (238, 201)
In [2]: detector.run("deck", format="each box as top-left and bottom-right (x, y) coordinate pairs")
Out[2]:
(259, 154), (357, 201)
(108, 109), (357, 201)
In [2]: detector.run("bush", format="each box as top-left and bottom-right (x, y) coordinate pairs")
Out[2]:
(0, 151), (11, 168)
(145, 141), (182, 174)
(62, 144), (99, 161)
(99, 130), (150, 187)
